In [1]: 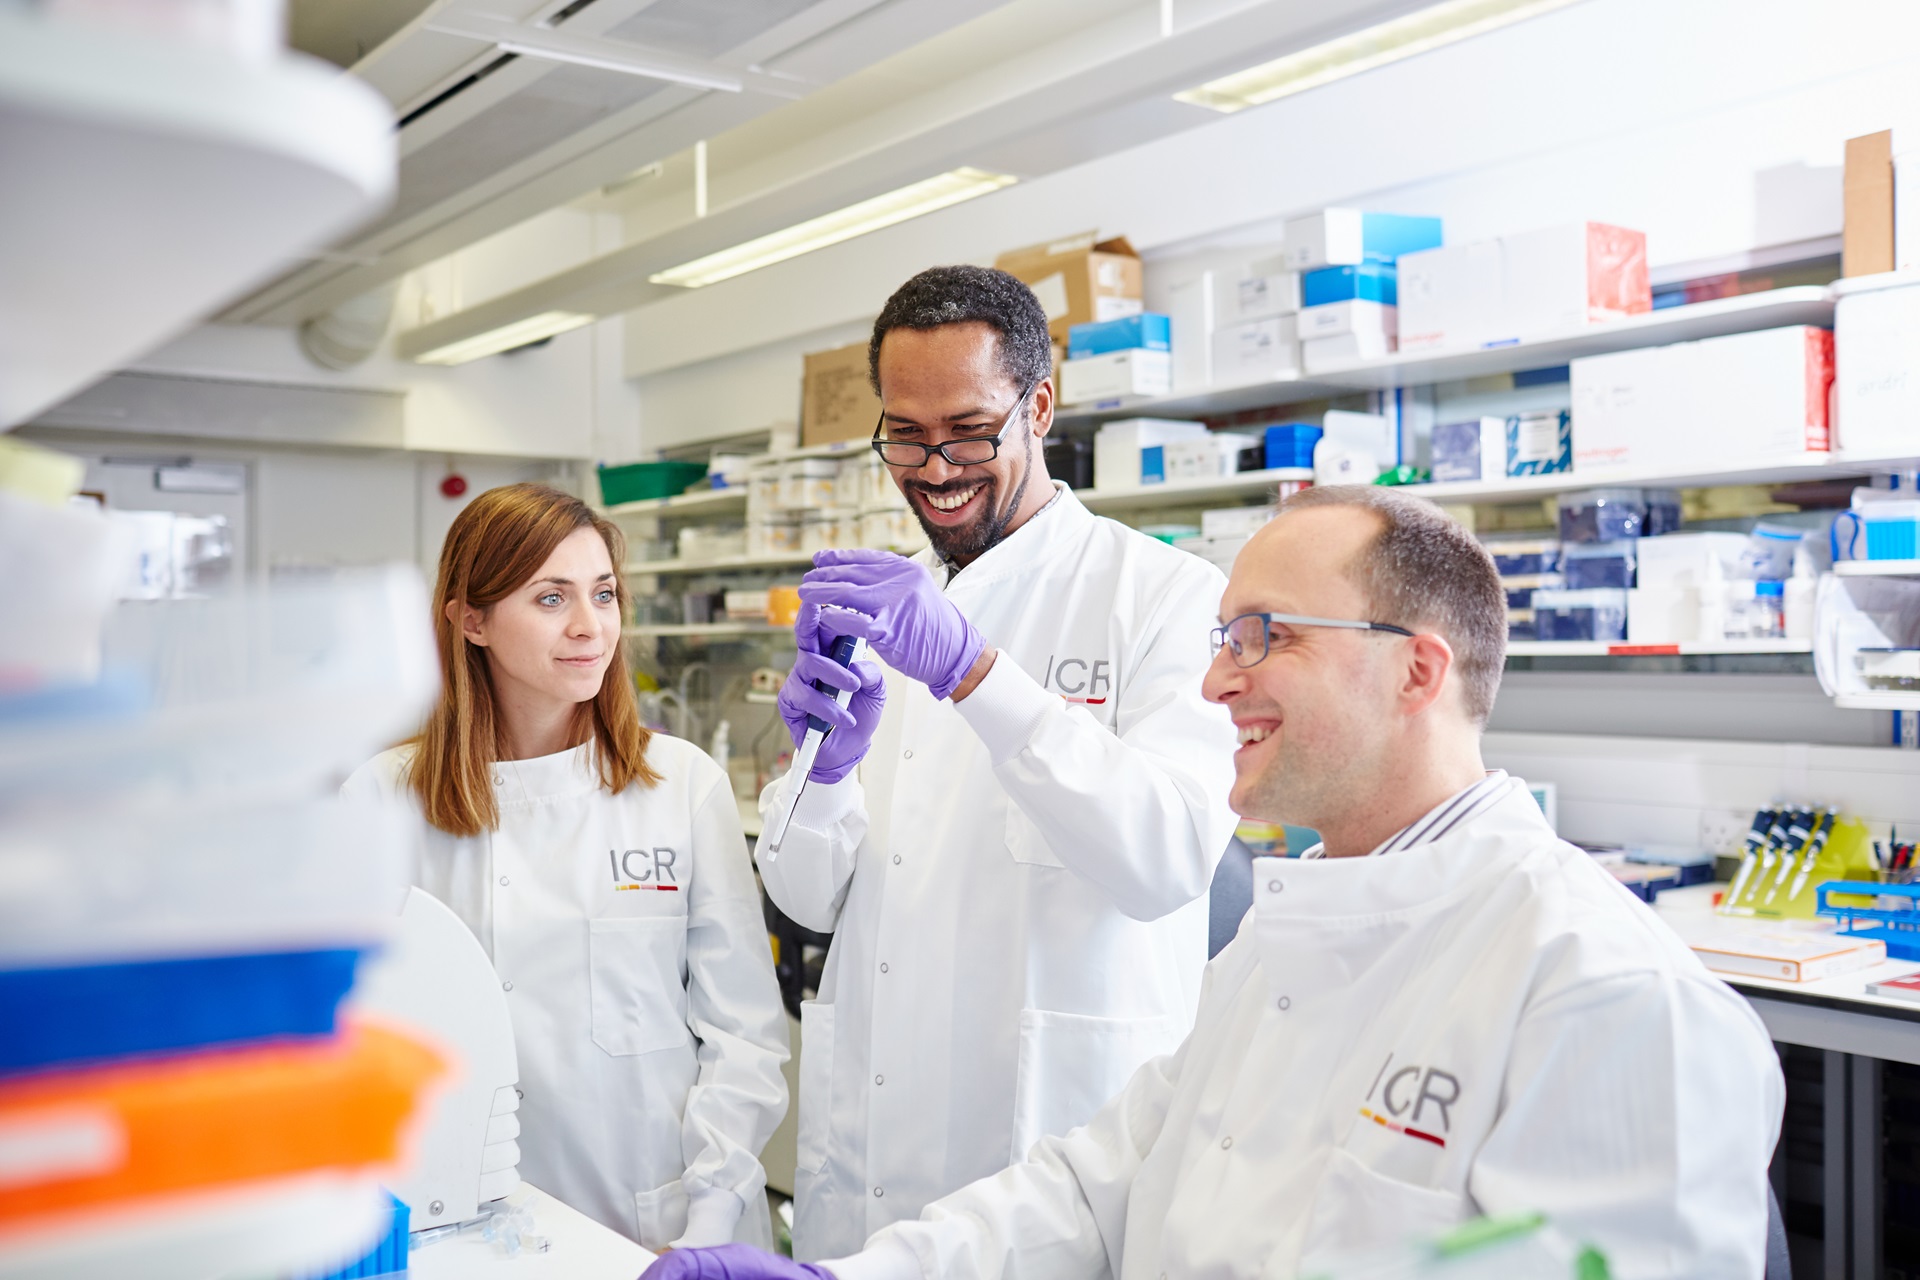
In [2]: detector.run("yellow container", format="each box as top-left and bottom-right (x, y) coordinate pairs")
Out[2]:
(766, 585), (802, 627)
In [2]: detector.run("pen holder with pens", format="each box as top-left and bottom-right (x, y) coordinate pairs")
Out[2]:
(1816, 880), (1920, 961)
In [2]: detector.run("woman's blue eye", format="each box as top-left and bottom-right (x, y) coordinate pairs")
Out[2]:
(595, 590), (616, 604)
(540, 593), (561, 606)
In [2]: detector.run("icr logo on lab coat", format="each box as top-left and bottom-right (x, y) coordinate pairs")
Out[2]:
(1358, 1054), (1459, 1148)
(610, 847), (680, 891)
(1042, 654), (1111, 705)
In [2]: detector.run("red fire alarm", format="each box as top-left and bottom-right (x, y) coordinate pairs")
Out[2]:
(440, 473), (468, 499)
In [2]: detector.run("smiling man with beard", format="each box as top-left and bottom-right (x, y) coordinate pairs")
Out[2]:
(753, 265), (1237, 1260)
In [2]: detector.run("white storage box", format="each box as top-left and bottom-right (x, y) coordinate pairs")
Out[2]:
(1093, 418), (1209, 490)
(1571, 325), (1834, 471)
(1297, 299), (1397, 342)
(1215, 258), (1301, 327)
(1211, 316), (1300, 386)
(1397, 240), (1503, 352)
(1165, 431), (1260, 480)
(1835, 275), (1920, 456)
(1626, 586), (1701, 646)
(1322, 410), (1398, 469)
(1398, 223), (1649, 350)
(1061, 348), (1172, 403)
(777, 459), (840, 511)
(1303, 329), (1395, 372)
(1173, 533), (1248, 575)
(1201, 505), (1276, 538)
(1634, 533), (1747, 591)
(1167, 271), (1215, 394)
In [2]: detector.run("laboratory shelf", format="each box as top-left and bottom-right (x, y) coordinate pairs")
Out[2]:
(1054, 286), (1835, 425)
(1506, 639), (1813, 658)
(1404, 450), (1920, 506)
(623, 551), (816, 577)
(0, 14), (395, 427)
(623, 622), (790, 639)
(1075, 468), (1315, 512)
(1834, 692), (1920, 712)
(605, 488), (749, 518)
(1835, 560), (1920, 578)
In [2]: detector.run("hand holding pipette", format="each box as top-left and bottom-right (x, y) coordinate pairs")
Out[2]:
(763, 603), (884, 856)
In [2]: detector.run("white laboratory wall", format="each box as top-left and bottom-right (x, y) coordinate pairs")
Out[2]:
(622, 0), (1920, 431)
(635, 318), (872, 453)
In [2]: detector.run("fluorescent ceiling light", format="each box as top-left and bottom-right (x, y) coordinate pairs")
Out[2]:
(1175, 0), (1584, 114)
(411, 311), (596, 366)
(650, 168), (1018, 289)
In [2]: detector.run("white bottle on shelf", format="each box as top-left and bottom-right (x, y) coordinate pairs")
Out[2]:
(1783, 546), (1817, 642)
(1697, 554), (1728, 644)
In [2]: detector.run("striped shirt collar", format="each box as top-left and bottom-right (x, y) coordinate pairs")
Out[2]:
(1297, 771), (1511, 860)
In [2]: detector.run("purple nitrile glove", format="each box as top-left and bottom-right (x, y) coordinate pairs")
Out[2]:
(639, 1243), (835, 1280)
(778, 601), (886, 784)
(798, 549), (985, 701)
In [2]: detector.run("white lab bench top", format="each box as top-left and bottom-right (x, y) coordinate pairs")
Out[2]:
(1653, 882), (1920, 1063)
(409, 1184), (653, 1280)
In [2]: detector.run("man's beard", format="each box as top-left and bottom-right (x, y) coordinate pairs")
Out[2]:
(905, 429), (1034, 564)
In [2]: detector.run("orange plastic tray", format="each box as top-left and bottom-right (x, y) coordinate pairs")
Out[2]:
(0, 1021), (443, 1225)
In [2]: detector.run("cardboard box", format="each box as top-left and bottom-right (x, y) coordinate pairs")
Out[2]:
(1061, 349), (1171, 404)
(1398, 224), (1649, 351)
(1067, 313), (1170, 359)
(1298, 299), (1397, 342)
(1570, 326), (1833, 471)
(1168, 273), (1214, 394)
(801, 342), (882, 446)
(1302, 330), (1394, 373)
(1691, 931), (1885, 983)
(1093, 418), (1208, 490)
(1836, 276), (1920, 455)
(1431, 417), (1507, 483)
(1211, 316), (1300, 386)
(1281, 209), (1443, 271)
(1215, 258), (1301, 327)
(1898, 150), (1919, 271)
(1844, 130), (1895, 278)
(995, 232), (1144, 344)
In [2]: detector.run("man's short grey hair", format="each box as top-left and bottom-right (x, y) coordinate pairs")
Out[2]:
(1277, 485), (1507, 724)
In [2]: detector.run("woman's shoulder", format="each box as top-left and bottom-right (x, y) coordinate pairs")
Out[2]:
(638, 732), (726, 788)
(341, 743), (419, 802)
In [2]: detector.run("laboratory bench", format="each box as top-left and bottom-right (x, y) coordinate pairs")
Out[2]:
(408, 1183), (652, 1279)
(1656, 884), (1920, 1279)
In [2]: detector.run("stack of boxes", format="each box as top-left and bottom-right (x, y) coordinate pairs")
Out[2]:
(1062, 313), (1173, 403)
(1210, 255), (1303, 388)
(1283, 209), (1443, 374)
(0, 573), (445, 1275)
(1398, 222), (1651, 352)
(1432, 410), (1573, 483)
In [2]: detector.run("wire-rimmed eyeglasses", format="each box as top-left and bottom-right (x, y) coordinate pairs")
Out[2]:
(1210, 611), (1414, 668)
(870, 378), (1039, 468)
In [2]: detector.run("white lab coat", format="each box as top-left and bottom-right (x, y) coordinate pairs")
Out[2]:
(342, 735), (789, 1248)
(758, 483), (1238, 1260)
(833, 777), (1785, 1280)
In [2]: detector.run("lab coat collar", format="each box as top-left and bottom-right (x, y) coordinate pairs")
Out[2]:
(491, 741), (598, 802)
(1253, 775), (1554, 925)
(918, 482), (1091, 594)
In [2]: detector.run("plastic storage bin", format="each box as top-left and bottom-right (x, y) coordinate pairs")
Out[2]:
(1562, 541), (1638, 589)
(1501, 573), (1562, 609)
(1484, 538), (1560, 576)
(597, 461), (708, 506)
(1557, 488), (1645, 543)
(1532, 588), (1629, 642)
(1263, 423), (1323, 469)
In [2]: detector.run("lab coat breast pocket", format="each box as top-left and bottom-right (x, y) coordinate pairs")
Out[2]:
(1010, 1007), (1184, 1163)
(588, 916), (690, 1057)
(1005, 800), (1066, 868)
(796, 1000), (834, 1173)
(1295, 1147), (1465, 1268)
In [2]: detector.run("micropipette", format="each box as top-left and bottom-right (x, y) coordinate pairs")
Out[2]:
(1721, 809), (1776, 912)
(1762, 809), (1814, 905)
(1785, 809), (1836, 903)
(762, 635), (866, 857)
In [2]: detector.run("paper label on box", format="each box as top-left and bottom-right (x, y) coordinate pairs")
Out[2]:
(1095, 295), (1144, 322)
(1238, 277), (1272, 316)
(1029, 272), (1070, 321)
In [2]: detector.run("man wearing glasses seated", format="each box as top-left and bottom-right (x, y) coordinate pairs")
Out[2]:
(686, 486), (1784, 1280)
(756, 265), (1237, 1260)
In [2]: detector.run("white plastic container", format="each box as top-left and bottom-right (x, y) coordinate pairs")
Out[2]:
(778, 459), (840, 511)
(748, 518), (801, 556)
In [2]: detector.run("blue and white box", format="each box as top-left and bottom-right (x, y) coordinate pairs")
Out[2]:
(1301, 263), (1398, 308)
(1506, 409), (1571, 477)
(1282, 209), (1443, 271)
(1067, 312), (1171, 359)
(1432, 417), (1508, 483)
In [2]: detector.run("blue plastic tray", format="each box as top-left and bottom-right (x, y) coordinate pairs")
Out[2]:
(0, 947), (365, 1075)
(298, 1190), (410, 1279)
(1816, 880), (1920, 961)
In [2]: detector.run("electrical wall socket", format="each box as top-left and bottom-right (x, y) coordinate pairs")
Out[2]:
(1699, 809), (1754, 855)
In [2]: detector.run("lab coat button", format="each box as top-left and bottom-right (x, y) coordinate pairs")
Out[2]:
(1277, 995), (1291, 1011)
(874, 1074), (884, 1086)
(903, 749), (913, 759)
(493, 774), (504, 786)
(1221, 1136), (1233, 1150)
(873, 1186), (884, 1198)
(892, 854), (902, 865)
(1268, 878), (1283, 893)
(502, 981), (513, 992)
(879, 962), (889, 974)
(498, 875), (509, 886)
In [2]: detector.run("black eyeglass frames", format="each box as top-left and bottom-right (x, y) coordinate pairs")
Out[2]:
(870, 377), (1040, 468)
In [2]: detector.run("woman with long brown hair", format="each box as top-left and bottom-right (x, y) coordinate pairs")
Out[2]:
(344, 483), (787, 1250)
